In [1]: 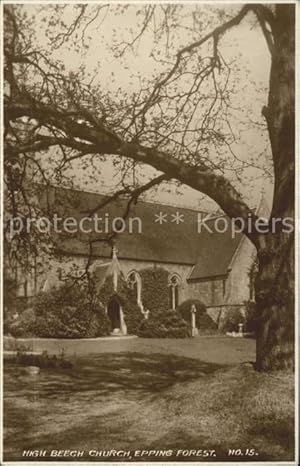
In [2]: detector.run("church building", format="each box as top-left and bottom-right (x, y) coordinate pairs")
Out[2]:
(13, 185), (269, 332)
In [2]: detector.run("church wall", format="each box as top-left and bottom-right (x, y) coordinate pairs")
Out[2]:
(114, 258), (193, 303)
(39, 254), (195, 304)
(186, 279), (225, 307)
(220, 195), (268, 308)
(225, 236), (255, 305)
(36, 255), (88, 291)
(34, 241), (254, 320)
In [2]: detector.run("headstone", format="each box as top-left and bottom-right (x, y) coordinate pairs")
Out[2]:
(238, 323), (244, 336)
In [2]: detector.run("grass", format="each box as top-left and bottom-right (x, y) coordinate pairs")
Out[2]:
(3, 335), (33, 352)
(3, 335), (256, 365)
(15, 350), (73, 369)
(3, 348), (294, 462)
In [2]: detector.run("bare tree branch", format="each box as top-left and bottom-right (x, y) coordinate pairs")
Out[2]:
(5, 96), (259, 244)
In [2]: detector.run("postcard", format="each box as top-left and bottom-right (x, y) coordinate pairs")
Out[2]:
(1, 1), (298, 465)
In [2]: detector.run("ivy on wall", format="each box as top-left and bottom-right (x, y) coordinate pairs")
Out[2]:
(6, 267), (187, 338)
(139, 267), (170, 316)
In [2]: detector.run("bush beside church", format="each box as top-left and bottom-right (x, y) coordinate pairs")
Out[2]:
(138, 309), (190, 338)
(8, 280), (111, 339)
(4, 266), (255, 339)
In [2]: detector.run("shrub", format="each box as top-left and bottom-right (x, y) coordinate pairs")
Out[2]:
(177, 299), (217, 333)
(137, 309), (190, 338)
(221, 307), (245, 333)
(3, 275), (26, 334)
(122, 296), (143, 335)
(85, 312), (111, 338)
(139, 267), (169, 316)
(221, 302), (258, 334)
(177, 299), (217, 330)
(9, 308), (36, 338)
(197, 313), (218, 332)
(32, 280), (110, 338)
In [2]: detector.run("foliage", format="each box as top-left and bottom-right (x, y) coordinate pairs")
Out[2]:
(177, 298), (216, 331)
(85, 313), (109, 338)
(139, 268), (169, 316)
(121, 282), (144, 335)
(31, 280), (110, 338)
(3, 275), (25, 334)
(138, 309), (190, 338)
(196, 313), (218, 332)
(221, 302), (258, 334)
(3, 275), (17, 314)
(8, 308), (36, 338)
(221, 307), (246, 333)
(8, 273), (143, 338)
(177, 298), (207, 316)
(98, 275), (143, 334)
(96, 274), (116, 305)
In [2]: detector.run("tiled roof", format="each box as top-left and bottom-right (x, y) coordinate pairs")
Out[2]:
(38, 185), (243, 280)
(187, 222), (242, 280)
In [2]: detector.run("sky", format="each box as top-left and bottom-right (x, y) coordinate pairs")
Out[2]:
(18, 3), (273, 212)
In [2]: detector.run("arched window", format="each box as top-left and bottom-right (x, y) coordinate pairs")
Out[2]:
(168, 273), (181, 310)
(127, 271), (142, 307)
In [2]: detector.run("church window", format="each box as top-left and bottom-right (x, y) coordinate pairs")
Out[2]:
(127, 271), (142, 306)
(222, 279), (226, 297)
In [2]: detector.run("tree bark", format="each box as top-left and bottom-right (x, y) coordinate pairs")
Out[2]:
(255, 5), (295, 371)
(255, 229), (294, 371)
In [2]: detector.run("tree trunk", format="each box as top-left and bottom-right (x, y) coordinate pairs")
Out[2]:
(255, 5), (295, 371)
(255, 229), (294, 371)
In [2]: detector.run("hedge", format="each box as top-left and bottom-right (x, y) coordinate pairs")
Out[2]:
(137, 309), (190, 338)
(177, 299), (217, 331)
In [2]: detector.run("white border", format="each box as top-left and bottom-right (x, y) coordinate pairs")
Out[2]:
(294, 0), (299, 463)
(0, 1), (298, 466)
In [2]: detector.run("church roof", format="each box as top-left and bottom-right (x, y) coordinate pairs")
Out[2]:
(38, 185), (243, 280)
(187, 225), (242, 280)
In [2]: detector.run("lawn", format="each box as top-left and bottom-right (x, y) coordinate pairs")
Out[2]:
(3, 337), (295, 462)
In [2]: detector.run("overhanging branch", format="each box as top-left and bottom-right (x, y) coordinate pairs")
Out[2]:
(5, 97), (259, 245)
